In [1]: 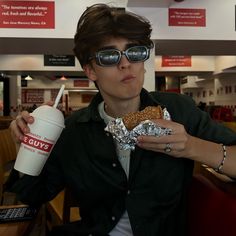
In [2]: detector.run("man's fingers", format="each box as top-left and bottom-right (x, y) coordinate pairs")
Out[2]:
(10, 111), (34, 143)
(9, 120), (24, 143)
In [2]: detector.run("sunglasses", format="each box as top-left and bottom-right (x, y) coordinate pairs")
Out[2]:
(90, 45), (150, 66)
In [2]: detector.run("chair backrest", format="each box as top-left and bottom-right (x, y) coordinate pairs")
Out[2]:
(62, 188), (80, 224)
(0, 116), (13, 130)
(187, 174), (236, 236)
(46, 188), (80, 231)
(0, 128), (17, 203)
(0, 164), (3, 203)
(0, 128), (17, 165)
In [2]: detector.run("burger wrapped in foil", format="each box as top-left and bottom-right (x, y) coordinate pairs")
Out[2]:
(105, 108), (172, 150)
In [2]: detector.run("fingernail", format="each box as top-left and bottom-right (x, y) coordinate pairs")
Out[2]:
(23, 127), (29, 133)
(137, 136), (143, 142)
(28, 117), (34, 123)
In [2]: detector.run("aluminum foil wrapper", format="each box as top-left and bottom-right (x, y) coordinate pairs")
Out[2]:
(105, 108), (172, 150)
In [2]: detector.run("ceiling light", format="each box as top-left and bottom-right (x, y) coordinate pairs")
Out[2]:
(60, 76), (67, 81)
(25, 75), (33, 80)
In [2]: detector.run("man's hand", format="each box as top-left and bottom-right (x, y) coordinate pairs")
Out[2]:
(10, 111), (34, 143)
(9, 101), (54, 143)
(136, 119), (191, 158)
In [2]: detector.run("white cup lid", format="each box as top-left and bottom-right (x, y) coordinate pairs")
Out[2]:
(32, 105), (65, 126)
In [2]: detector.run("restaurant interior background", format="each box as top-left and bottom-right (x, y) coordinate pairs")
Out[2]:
(0, 0), (236, 131)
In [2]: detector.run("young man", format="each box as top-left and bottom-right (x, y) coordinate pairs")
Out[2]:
(9, 4), (236, 236)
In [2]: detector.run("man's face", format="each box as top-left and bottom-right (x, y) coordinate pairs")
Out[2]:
(84, 37), (146, 103)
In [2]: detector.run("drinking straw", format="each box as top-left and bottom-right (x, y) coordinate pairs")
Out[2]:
(53, 84), (65, 108)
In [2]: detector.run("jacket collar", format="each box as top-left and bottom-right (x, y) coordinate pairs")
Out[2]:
(75, 88), (163, 123)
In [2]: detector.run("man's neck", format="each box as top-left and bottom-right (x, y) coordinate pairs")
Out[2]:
(104, 98), (140, 118)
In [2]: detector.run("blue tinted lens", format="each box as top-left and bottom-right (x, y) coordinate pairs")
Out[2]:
(95, 46), (150, 66)
(97, 50), (120, 66)
(126, 46), (149, 62)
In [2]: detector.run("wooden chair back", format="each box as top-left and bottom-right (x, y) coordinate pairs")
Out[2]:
(0, 116), (13, 130)
(0, 128), (17, 165)
(0, 128), (17, 203)
(62, 188), (80, 224)
(0, 164), (3, 203)
(46, 188), (80, 231)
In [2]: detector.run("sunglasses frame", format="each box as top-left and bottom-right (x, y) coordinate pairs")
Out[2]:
(90, 45), (150, 67)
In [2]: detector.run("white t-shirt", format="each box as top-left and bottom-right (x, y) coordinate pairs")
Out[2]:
(98, 102), (133, 236)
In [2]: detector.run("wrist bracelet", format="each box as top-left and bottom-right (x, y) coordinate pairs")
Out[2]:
(214, 144), (227, 173)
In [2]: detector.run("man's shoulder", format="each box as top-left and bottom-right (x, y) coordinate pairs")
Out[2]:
(65, 107), (90, 125)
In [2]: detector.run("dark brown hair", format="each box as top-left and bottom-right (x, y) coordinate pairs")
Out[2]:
(73, 4), (153, 67)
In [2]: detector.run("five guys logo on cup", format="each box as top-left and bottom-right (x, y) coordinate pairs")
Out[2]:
(22, 134), (53, 153)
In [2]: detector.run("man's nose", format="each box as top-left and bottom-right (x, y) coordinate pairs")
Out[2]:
(118, 53), (131, 69)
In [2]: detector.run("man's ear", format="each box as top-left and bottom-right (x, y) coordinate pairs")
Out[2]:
(83, 64), (97, 82)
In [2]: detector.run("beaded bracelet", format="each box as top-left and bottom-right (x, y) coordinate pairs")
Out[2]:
(214, 144), (227, 173)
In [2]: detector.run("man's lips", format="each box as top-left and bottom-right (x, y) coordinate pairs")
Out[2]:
(121, 75), (136, 82)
